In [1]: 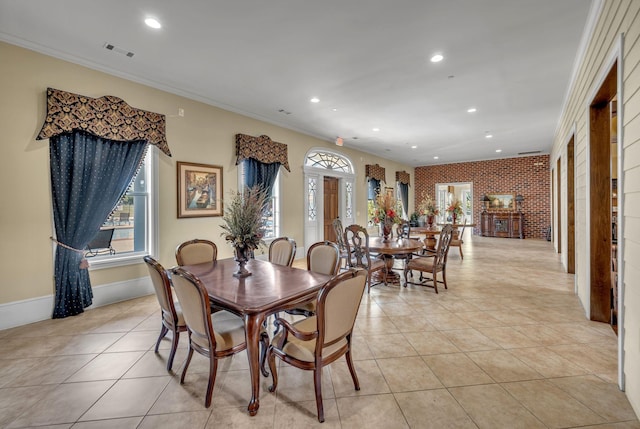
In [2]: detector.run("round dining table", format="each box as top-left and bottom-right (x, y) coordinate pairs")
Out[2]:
(410, 226), (442, 251)
(368, 237), (423, 284)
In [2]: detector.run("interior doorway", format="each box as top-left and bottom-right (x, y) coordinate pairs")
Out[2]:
(323, 177), (339, 242)
(556, 157), (562, 254)
(567, 136), (575, 274)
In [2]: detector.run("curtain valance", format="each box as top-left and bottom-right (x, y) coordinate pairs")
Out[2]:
(395, 171), (410, 185)
(235, 133), (290, 172)
(37, 88), (171, 156)
(365, 164), (385, 182)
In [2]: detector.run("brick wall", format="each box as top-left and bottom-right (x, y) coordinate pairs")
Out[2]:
(415, 155), (550, 239)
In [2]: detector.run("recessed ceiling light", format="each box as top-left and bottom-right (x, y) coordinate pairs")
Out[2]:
(411, 145), (417, 149)
(372, 128), (380, 132)
(485, 134), (493, 139)
(467, 108), (477, 113)
(144, 17), (161, 29)
(430, 54), (444, 63)
(310, 97), (320, 103)
(496, 149), (502, 153)
(434, 156), (439, 159)
(332, 108), (338, 112)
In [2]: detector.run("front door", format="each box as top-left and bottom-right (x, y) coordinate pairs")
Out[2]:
(324, 177), (339, 241)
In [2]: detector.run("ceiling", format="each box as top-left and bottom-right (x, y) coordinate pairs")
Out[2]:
(0, 0), (594, 166)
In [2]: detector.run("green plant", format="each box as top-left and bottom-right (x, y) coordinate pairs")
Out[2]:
(220, 186), (269, 251)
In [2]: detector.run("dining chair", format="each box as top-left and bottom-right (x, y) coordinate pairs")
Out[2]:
(267, 269), (368, 422)
(403, 224), (453, 293)
(285, 241), (341, 318)
(143, 255), (187, 372)
(171, 267), (264, 407)
(449, 221), (467, 259)
(343, 224), (387, 293)
(332, 218), (350, 270)
(269, 237), (296, 267)
(175, 238), (218, 266)
(392, 220), (414, 269)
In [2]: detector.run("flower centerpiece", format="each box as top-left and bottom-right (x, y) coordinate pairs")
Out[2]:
(220, 186), (269, 278)
(371, 192), (401, 241)
(447, 199), (464, 224)
(418, 193), (440, 227)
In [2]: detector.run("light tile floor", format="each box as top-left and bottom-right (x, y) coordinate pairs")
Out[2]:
(1, 236), (639, 428)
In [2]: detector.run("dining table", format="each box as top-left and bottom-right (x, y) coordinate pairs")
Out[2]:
(368, 236), (423, 284)
(181, 258), (331, 416)
(411, 226), (442, 251)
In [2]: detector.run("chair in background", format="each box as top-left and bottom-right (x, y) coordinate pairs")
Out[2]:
(85, 228), (116, 257)
(143, 255), (187, 372)
(285, 241), (341, 318)
(176, 239), (218, 265)
(117, 212), (130, 225)
(267, 269), (368, 422)
(392, 220), (413, 270)
(171, 267), (258, 407)
(343, 224), (386, 293)
(332, 218), (350, 270)
(269, 237), (296, 267)
(449, 221), (467, 259)
(403, 224), (454, 293)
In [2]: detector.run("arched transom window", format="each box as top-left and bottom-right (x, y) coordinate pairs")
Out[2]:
(305, 150), (353, 173)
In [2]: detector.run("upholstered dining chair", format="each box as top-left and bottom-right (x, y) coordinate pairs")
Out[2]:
(403, 224), (453, 293)
(267, 269), (368, 423)
(175, 238), (218, 266)
(343, 224), (387, 293)
(269, 237), (296, 267)
(285, 241), (341, 318)
(449, 221), (467, 259)
(332, 218), (350, 270)
(143, 256), (187, 372)
(171, 267), (265, 407)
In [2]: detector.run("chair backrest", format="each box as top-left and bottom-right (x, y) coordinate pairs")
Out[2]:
(269, 237), (296, 267)
(170, 267), (215, 350)
(315, 269), (367, 350)
(435, 224), (454, 266)
(143, 256), (180, 326)
(395, 220), (410, 239)
(343, 224), (372, 269)
(119, 212), (130, 222)
(87, 228), (114, 249)
(307, 241), (341, 276)
(457, 222), (467, 241)
(332, 218), (346, 251)
(176, 239), (218, 266)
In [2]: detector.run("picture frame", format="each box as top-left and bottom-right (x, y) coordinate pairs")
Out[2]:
(486, 193), (515, 210)
(177, 162), (223, 218)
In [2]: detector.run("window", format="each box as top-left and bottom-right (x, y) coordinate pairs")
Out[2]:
(88, 146), (158, 269)
(238, 163), (280, 239)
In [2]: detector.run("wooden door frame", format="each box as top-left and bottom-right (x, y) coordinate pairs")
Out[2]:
(556, 157), (562, 254)
(567, 134), (575, 275)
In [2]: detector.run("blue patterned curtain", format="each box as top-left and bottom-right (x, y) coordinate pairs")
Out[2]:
(242, 158), (281, 198)
(50, 130), (148, 318)
(398, 182), (409, 218)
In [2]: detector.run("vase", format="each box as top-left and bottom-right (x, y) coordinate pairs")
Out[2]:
(382, 219), (393, 241)
(452, 213), (457, 225)
(427, 214), (435, 228)
(233, 246), (252, 278)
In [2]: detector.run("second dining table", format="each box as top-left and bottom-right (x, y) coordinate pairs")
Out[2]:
(368, 236), (423, 284)
(181, 257), (331, 416)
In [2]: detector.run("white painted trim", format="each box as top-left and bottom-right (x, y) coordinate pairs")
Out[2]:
(615, 33), (625, 392)
(0, 277), (153, 331)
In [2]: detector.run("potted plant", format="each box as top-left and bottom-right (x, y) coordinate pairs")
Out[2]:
(371, 192), (401, 241)
(447, 199), (464, 224)
(220, 186), (269, 277)
(409, 211), (420, 227)
(418, 193), (439, 227)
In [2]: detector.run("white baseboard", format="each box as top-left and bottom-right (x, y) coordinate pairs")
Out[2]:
(0, 277), (153, 331)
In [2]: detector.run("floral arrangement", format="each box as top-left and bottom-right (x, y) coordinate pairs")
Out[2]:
(447, 199), (464, 217)
(220, 186), (269, 251)
(418, 193), (440, 216)
(371, 192), (401, 225)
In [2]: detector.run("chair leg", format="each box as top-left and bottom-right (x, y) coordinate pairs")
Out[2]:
(267, 347), (278, 392)
(366, 272), (371, 294)
(459, 245), (463, 259)
(181, 347), (194, 384)
(260, 331), (270, 377)
(442, 268), (448, 290)
(433, 269), (439, 294)
(155, 324), (168, 353)
(167, 328), (179, 371)
(204, 355), (218, 408)
(313, 368), (325, 423)
(345, 341), (360, 391)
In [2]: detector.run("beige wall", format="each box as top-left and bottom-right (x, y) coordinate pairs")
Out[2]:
(0, 41), (414, 304)
(551, 0), (640, 415)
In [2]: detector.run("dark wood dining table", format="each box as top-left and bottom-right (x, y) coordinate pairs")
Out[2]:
(411, 226), (442, 251)
(368, 237), (423, 283)
(181, 258), (331, 416)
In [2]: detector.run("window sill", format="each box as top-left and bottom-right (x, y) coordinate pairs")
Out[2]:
(86, 251), (147, 270)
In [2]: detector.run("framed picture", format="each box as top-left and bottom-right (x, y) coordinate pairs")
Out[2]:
(177, 162), (223, 218)
(486, 193), (515, 210)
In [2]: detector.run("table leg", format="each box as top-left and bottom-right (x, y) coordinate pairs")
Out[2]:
(424, 234), (437, 252)
(244, 313), (265, 416)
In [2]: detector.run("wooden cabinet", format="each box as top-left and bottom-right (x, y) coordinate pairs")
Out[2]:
(480, 212), (524, 239)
